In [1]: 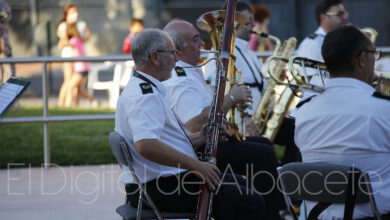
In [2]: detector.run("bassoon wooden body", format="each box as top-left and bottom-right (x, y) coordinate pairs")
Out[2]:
(195, 0), (237, 219)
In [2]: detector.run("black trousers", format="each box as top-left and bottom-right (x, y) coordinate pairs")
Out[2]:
(126, 172), (265, 220)
(217, 138), (285, 220)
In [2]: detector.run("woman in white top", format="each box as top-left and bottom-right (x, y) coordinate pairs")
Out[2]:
(56, 4), (90, 107)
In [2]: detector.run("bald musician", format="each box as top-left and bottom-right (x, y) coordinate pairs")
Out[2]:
(163, 20), (286, 220)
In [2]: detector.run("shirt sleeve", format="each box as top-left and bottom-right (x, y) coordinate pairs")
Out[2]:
(296, 39), (323, 76)
(167, 81), (209, 124)
(126, 93), (166, 142)
(204, 55), (218, 85)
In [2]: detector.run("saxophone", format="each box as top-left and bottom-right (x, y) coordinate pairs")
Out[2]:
(225, 64), (247, 141)
(375, 71), (390, 96)
(252, 36), (297, 141)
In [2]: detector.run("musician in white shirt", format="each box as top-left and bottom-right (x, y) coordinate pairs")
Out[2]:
(295, 25), (390, 219)
(163, 20), (285, 220)
(115, 28), (264, 219)
(294, 0), (348, 102)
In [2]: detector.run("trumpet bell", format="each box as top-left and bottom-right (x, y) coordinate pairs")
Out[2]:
(196, 10), (248, 32)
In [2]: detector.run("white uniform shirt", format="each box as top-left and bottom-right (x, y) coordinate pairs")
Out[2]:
(295, 77), (390, 219)
(204, 38), (267, 115)
(296, 27), (326, 66)
(115, 71), (197, 184)
(291, 27), (327, 116)
(164, 60), (213, 124)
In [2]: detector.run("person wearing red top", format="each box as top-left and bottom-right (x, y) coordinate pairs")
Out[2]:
(122, 18), (143, 54)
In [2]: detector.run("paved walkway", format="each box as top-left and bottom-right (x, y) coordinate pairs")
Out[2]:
(0, 164), (124, 220)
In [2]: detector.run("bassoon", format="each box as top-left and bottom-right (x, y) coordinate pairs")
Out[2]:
(195, 0), (237, 219)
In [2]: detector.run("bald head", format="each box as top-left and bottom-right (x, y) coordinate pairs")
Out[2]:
(163, 20), (205, 66)
(163, 21), (194, 48)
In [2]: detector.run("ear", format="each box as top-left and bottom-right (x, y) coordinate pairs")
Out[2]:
(175, 44), (184, 57)
(320, 14), (327, 24)
(357, 51), (366, 70)
(149, 51), (160, 66)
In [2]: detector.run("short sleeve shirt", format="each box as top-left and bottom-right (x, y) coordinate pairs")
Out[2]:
(163, 60), (213, 124)
(204, 38), (267, 115)
(295, 77), (390, 219)
(115, 71), (197, 184)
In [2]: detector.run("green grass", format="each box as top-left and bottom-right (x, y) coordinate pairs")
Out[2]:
(0, 107), (288, 168)
(274, 144), (286, 160)
(0, 107), (116, 168)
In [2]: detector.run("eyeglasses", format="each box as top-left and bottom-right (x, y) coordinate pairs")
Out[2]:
(366, 49), (381, 60)
(356, 49), (382, 60)
(326, 10), (349, 18)
(156, 50), (178, 56)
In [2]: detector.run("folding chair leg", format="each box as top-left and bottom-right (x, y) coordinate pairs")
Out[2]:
(137, 193), (143, 220)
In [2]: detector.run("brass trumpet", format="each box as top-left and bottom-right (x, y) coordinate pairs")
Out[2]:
(286, 55), (390, 95)
(287, 56), (327, 93)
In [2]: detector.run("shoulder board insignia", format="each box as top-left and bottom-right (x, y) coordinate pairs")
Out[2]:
(308, 33), (317, 39)
(139, 83), (153, 94)
(372, 91), (390, 101)
(296, 95), (316, 108)
(175, 66), (186, 77)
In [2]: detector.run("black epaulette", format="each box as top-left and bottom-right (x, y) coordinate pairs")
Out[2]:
(308, 33), (318, 39)
(296, 95), (316, 108)
(139, 82), (153, 94)
(372, 91), (390, 101)
(175, 66), (186, 77)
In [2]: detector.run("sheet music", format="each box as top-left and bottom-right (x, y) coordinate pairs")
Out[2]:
(0, 81), (25, 116)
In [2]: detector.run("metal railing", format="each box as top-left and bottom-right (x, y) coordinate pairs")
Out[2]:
(0, 55), (132, 168)
(1, 47), (390, 167)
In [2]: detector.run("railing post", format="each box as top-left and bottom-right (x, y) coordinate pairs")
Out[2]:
(42, 62), (50, 168)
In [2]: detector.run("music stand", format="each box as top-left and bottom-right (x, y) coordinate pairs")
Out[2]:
(0, 77), (30, 118)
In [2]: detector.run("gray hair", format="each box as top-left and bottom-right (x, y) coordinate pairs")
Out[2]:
(165, 29), (188, 48)
(131, 28), (167, 67)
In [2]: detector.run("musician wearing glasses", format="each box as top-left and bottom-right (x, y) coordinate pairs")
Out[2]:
(162, 20), (286, 220)
(294, 25), (390, 219)
(115, 28), (264, 219)
(296, 0), (348, 73)
(292, 0), (348, 116)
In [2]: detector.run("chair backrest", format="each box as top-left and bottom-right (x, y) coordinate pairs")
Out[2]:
(109, 131), (128, 169)
(278, 162), (381, 220)
(109, 131), (164, 220)
(279, 162), (369, 203)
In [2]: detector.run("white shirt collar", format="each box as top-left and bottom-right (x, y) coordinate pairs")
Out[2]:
(315, 27), (326, 36)
(134, 70), (167, 95)
(177, 60), (193, 68)
(326, 77), (375, 93)
(235, 38), (250, 50)
(177, 60), (204, 76)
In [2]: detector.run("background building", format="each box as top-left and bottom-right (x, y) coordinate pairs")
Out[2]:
(8, 0), (390, 57)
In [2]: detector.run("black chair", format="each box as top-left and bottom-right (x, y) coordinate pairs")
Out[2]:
(278, 162), (381, 220)
(109, 131), (195, 220)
